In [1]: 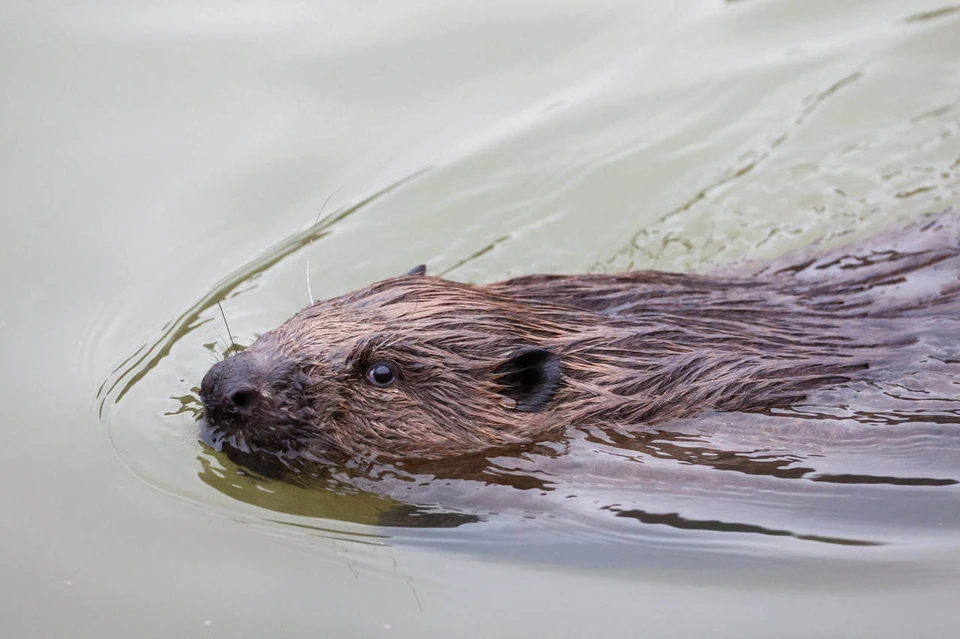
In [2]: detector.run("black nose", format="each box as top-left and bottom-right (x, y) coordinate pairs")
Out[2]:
(200, 351), (269, 420)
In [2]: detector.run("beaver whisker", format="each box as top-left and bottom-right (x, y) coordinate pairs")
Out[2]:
(305, 185), (343, 305)
(215, 301), (236, 359)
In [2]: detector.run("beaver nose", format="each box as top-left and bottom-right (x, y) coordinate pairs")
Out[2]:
(200, 351), (269, 419)
(219, 384), (261, 415)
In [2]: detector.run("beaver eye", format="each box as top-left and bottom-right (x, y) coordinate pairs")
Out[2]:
(365, 361), (398, 387)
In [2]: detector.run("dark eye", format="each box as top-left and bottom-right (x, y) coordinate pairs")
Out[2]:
(365, 361), (398, 387)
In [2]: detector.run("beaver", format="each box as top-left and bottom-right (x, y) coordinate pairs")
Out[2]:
(199, 211), (960, 474)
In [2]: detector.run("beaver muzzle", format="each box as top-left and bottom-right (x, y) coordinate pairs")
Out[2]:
(199, 350), (306, 436)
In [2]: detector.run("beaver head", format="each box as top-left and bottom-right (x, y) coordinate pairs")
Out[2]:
(200, 266), (880, 469)
(199, 272), (578, 467)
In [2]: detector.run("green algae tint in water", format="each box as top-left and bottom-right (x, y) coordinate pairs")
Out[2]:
(3, 0), (960, 637)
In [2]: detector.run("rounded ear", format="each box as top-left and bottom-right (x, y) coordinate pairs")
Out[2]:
(494, 348), (562, 412)
(404, 264), (427, 277)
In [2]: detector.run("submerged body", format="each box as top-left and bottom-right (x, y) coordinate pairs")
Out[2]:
(199, 212), (960, 474)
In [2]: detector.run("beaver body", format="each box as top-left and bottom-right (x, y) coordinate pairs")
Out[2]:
(199, 212), (960, 474)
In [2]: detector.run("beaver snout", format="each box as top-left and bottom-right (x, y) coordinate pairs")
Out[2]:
(200, 351), (296, 429)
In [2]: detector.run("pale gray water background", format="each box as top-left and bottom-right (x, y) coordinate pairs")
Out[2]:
(3, 0), (960, 636)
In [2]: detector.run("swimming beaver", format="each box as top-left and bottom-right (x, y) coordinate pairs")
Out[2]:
(199, 211), (960, 471)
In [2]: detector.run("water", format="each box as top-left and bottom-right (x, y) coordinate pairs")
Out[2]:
(3, 0), (960, 636)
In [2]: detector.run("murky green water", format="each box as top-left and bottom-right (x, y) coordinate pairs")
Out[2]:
(3, 0), (960, 636)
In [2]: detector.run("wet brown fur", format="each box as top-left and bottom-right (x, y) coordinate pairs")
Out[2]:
(200, 211), (960, 468)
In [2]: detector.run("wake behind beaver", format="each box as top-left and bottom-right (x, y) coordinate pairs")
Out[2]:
(199, 210), (960, 478)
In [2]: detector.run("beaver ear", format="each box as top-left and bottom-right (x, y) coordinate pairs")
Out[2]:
(404, 264), (427, 277)
(495, 348), (562, 412)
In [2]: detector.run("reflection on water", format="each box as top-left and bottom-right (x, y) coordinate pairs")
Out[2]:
(604, 508), (881, 547)
(195, 447), (479, 529)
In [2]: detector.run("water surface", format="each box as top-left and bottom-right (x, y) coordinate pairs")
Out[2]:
(3, 0), (960, 636)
